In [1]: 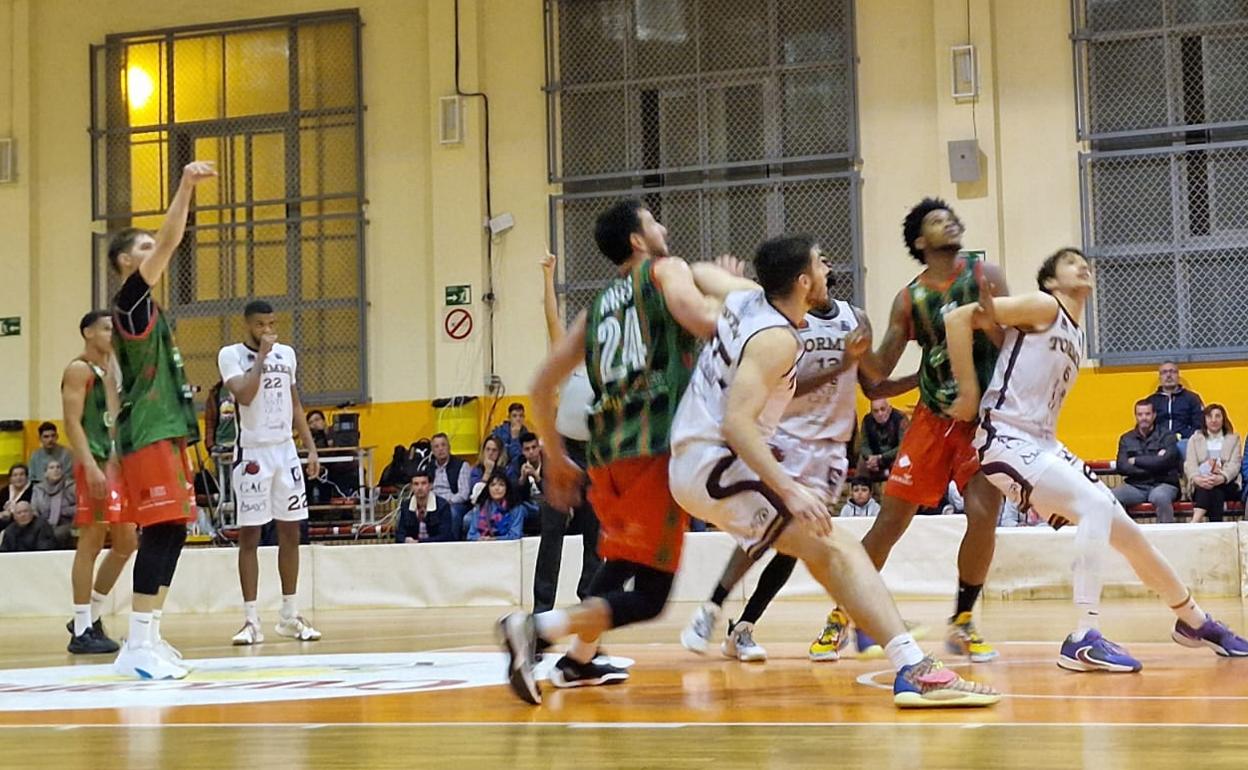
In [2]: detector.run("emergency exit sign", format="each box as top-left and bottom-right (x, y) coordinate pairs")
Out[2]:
(445, 285), (472, 306)
(0, 317), (19, 336)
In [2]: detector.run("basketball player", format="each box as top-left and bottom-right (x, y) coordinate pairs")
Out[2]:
(945, 248), (1248, 670)
(219, 301), (322, 645)
(497, 200), (731, 705)
(680, 270), (917, 662)
(108, 159), (216, 679)
(62, 311), (137, 654)
(846, 198), (1008, 661)
(669, 235), (999, 707)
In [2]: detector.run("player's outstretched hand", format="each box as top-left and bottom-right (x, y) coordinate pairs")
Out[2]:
(714, 254), (748, 278)
(540, 253), (557, 275)
(544, 453), (586, 510)
(975, 270), (997, 326)
(844, 327), (870, 362)
(181, 160), (217, 185)
(782, 482), (832, 537)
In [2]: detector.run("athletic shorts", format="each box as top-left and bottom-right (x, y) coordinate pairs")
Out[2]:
(669, 441), (796, 560)
(73, 460), (127, 526)
(120, 438), (196, 527)
(884, 402), (979, 508)
(769, 431), (849, 506)
(587, 453), (687, 574)
(233, 440), (309, 527)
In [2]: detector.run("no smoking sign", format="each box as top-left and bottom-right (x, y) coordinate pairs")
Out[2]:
(442, 307), (474, 342)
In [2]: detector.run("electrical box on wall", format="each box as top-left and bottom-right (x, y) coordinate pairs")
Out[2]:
(948, 139), (981, 183)
(439, 96), (464, 145)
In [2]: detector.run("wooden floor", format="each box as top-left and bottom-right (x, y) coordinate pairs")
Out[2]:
(1, 597), (1247, 769)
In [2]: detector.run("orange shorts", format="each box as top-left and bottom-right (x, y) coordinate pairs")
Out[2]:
(883, 403), (980, 508)
(120, 439), (197, 527)
(73, 460), (128, 527)
(588, 453), (687, 574)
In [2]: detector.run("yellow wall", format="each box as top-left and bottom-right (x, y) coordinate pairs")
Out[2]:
(2, 0), (1245, 468)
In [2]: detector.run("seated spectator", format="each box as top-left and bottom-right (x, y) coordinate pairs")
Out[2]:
(491, 402), (529, 475)
(1, 464), (34, 526)
(1184, 404), (1242, 524)
(839, 478), (881, 517)
(469, 435), (507, 501)
(395, 470), (453, 543)
(428, 432), (472, 539)
(28, 422), (74, 483)
(0, 501), (56, 552)
(30, 460), (76, 549)
(856, 399), (908, 483)
(1112, 399), (1182, 523)
(510, 431), (547, 535)
(467, 472), (527, 541)
(1145, 361), (1203, 454)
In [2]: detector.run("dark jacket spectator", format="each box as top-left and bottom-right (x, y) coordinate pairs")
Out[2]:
(395, 472), (453, 543)
(1, 464), (35, 527)
(379, 445), (412, 490)
(1117, 422), (1183, 488)
(857, 400), (908, 481)
(1145, 363), (1203, 440)
(0, 502), (56, 552)
(467, 472), (528, 541)
(491, 402), (529, 476)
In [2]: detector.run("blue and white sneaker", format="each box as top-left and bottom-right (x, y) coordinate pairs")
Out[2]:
(1057, 629), (1142, 673)
(1172, 615), (1248, 657)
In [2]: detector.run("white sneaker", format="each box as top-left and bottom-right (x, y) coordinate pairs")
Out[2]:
(152, 636), (184, 663)
(275, 614), (322, 641)
(722, 620), (767, 662)
(232, 620), (265, 646)
(680, 602), (721, 655)
(114, 643), (188, 680)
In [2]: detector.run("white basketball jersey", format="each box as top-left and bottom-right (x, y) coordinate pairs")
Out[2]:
(217, 342), (297, 447)
(672, 289), (802, 448)
(980, 300), (1084, 440)
(780, 301), (860, 443)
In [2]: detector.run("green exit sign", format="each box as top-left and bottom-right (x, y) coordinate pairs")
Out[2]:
(0, 317), (19, 337)
(445, 285), (472, 306)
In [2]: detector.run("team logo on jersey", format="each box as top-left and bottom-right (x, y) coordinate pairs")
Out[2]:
(896, 454), (912, 468)
(244, 461), (261, 475)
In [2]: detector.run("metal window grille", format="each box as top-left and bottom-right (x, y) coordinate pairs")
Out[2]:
(89, 11), (367, 404)
(1073, 0), (1248, 362)
(546, 0), (861, 317)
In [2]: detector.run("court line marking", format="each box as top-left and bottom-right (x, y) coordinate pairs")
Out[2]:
(1, 721), (1246, 730)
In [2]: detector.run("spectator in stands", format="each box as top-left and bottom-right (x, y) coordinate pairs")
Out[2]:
(1184, 404), (1242, 524)
(839, 478), (880, 517)
(467, 471), (526, 541)
(1145, 362), (1203, 454)
(1, 464), (34, 526)
(379, 445), (412, 490)
(0, 501), (55, 552)
(28, 422), (73, 483)
(511, 431), (548, 535)
(306, 410), (330, 447)
(31, 459), (75, 549)
(429, 432), (472, 539)
(395, 469), (453, 543)
(491, 403), (529, 475)
(469, 435), (507, 501)
(857, 399), (908, 483)
(1113, 399), (1182, 523)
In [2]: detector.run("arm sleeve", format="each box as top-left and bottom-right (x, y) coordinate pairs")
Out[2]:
(1225, 436), (1242, 485)
(452, 464), (472, 504)
(838, 503), (853, 518)
(1116, 435), (1143, 478)
(394, 509), (409, 542)
(114, 273), (153, 335)
(433, 503), (455, 542)
(218, 347), (245, 383)
(466, 508), (481, 541)
(505, 506), (529, 540)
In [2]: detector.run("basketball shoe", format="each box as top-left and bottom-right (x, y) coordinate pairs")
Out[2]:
(1172, 615), (1248, 657)
(276, 614), (322, 641)
(680, 602), (721, 655)
(893, 655), (1001, 708)
(113, 642), (188, 680)
(1057, 629), (1142, 673)
(497, 612), (541, 705)
(722, 620), (767, 662)
(809, 609), (851, 661)
(549, 656), (630, 688)
(232, 620), (265, 646)
(946, 611), (998, 662)
(855, 628), (884, 659)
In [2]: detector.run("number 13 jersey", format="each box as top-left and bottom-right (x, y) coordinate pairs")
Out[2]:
(217, 342), (298, 447)
(585, 258), (699, 468)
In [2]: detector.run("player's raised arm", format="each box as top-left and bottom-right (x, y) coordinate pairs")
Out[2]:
(139, 160), (217, 287)
(858, 288), (911, 383)
(530, 311), (590, 509)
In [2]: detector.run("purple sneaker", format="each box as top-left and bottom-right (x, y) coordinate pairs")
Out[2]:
(1172, 615), (1248, 657)
(1057, 629), (1142, 673)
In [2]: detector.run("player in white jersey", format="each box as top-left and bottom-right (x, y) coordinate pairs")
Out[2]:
(680, 290), (917, 662)
(217, 301), (323, 645)
(945, 248), (1248, 670)
(670, 235), (999, 707)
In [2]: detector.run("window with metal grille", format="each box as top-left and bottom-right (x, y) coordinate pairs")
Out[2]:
(1074, 0), (1248, 362)
(546, 0), (861, 317)
(89, 11), (367, 404)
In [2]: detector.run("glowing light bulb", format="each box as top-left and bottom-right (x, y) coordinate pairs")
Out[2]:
(127, 66), (154, 110)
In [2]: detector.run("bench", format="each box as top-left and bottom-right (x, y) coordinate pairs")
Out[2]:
(1085, 460), (1244, 521)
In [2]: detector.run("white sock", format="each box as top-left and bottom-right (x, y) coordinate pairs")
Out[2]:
(280, 595), (297, 620)
(90, 590), (108, 622)
(1171, 591), (1206, 628)
(1071, 608), (1099, 642)
(128, 612), (152, 650)
(533, 610), (571, 642)
(568, 635), (598, 664)
(884, 633), (925, 670)
(151, 609), (163, 642)
(73, 605), (92, 636)
(244, 601), (260, 625)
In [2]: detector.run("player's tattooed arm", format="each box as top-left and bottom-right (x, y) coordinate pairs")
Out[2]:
(857, 289), (909, 383)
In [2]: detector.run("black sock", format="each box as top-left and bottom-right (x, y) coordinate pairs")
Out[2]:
(738, 554), (797, 626)
(710, 583), (731, 607)
(954, 580), (982, 619)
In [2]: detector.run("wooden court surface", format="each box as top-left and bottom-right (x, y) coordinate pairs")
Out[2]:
(1, 597), (1246, 769)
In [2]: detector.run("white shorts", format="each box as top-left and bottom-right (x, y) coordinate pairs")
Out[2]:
(669, 437), (847, 558)
(770, 430), (849, 506)
(232, 441), (309, 527)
